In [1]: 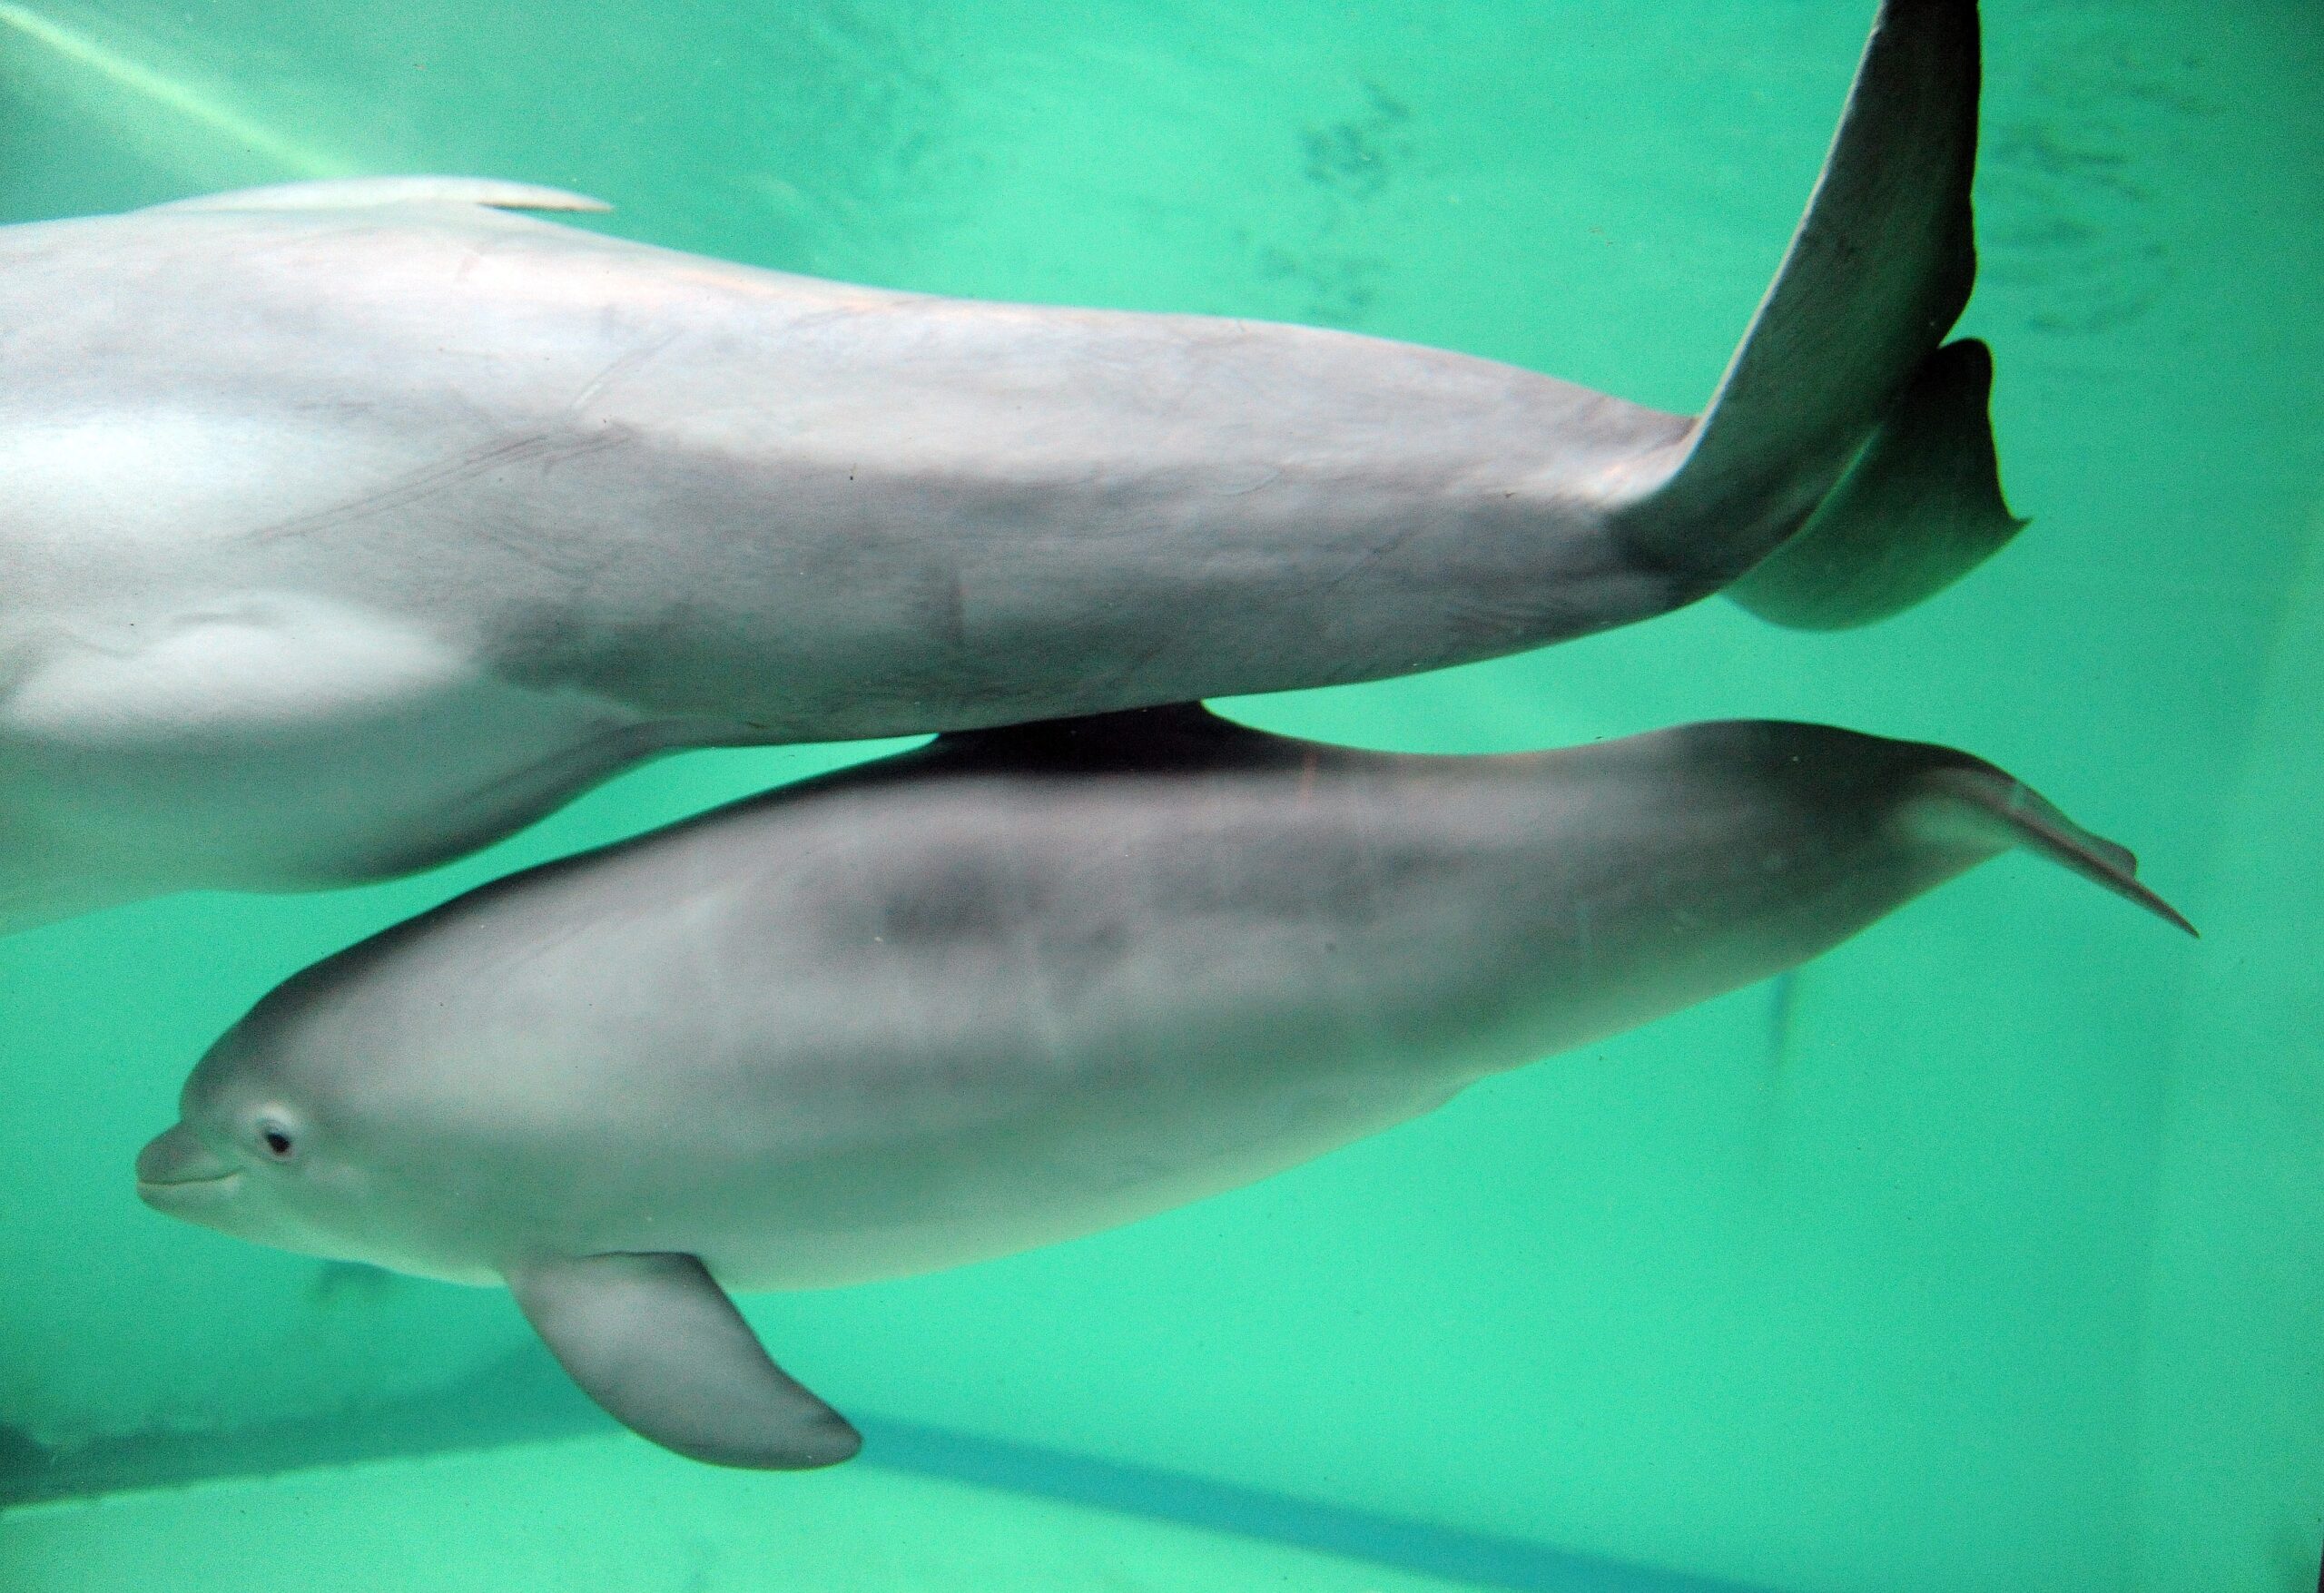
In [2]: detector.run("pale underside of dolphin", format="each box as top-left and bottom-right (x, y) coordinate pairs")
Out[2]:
(138, 705), (2189, 1470)
(0, 0), (2019, 931)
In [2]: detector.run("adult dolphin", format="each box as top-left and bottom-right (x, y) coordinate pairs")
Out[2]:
(3, 0), (2015, 929)
(137, 705), (2189, 1470)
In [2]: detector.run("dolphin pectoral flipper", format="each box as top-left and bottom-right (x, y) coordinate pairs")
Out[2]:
(1725, 339), (2027, 630)
(143, 177), (613, 215)
(1621, 0), (1990, 598)
(508, 1253), (862, 1470)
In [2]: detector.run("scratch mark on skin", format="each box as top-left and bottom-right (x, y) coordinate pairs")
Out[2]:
(1212, 467), (1280, 497)
(245, 425), (637, 546)
(448, 231), (529, 285)
(1073, 507), (1437, 707)
(1307, 520), (1432, 607)
(567, 333), (680, 418)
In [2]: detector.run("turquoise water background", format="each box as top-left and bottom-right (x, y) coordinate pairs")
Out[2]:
(2, 2), (2320, 1588)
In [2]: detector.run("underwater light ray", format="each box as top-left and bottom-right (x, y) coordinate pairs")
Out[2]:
(0, 1), (349, 179)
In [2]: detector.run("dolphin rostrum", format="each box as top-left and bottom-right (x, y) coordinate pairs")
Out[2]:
(137, 705), (2188, 1469)
(0, 0), (2017, 931)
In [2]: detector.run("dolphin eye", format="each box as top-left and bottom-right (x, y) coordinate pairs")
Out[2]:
(258, 1122), (295, 1160)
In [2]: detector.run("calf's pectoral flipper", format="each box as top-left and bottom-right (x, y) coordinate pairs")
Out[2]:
(508, 1253), (862, 1470)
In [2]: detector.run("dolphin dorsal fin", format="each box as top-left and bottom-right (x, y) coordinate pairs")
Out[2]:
(143, 177), (612, 216)
(936, 702), (1232, 748)
(932, 703), (1320, 775)
(507, 1252), (860, 1470)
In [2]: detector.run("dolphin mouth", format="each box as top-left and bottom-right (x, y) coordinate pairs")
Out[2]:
(135, 1124), (241, 1198)
(136, 1171), (244, 1213)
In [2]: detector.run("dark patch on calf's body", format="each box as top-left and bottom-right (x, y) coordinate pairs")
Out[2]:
(874, 857), (1049, 947)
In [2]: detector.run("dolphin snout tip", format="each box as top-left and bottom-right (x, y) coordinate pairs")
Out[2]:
(135, 1124), (237, 1191)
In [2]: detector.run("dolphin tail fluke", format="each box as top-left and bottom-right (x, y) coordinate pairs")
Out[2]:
(1723, 338), (2027, 629)
(1618, 0), (1994, 610)
(1915, 762), (2198, 936)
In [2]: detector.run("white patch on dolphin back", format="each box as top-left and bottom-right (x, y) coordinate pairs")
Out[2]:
(0, 410), (418, 544)
(0, 593), (669, 905)
(4, 595), (468, 746)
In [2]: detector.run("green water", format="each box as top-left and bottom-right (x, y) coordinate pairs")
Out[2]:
(2, 2), (2320, 1589)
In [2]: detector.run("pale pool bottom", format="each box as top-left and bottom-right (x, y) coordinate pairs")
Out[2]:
(0, 1433), (1490, 1593)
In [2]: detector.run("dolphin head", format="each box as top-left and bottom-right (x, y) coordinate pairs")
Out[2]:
(135, 960), (526, 1283)
(136, 1008), (386, 1263)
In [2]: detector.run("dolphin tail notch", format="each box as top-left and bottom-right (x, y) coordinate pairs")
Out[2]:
(1915, 761), (2199, 937)
(1618, 0), (2004, 622)
(1724, 337), (2027, 629)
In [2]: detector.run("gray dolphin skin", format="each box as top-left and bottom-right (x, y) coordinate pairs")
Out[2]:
(1, 0), (2020, 931)
(137, 706), (2190, 1470)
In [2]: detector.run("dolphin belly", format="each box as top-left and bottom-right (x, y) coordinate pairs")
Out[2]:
(0, 202), (1695, 729)
(697, 1067), (1468, 1292)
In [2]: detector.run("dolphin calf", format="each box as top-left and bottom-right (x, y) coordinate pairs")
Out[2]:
(0, 0), (2019, 931)
(137, 706), (2188, 1470)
